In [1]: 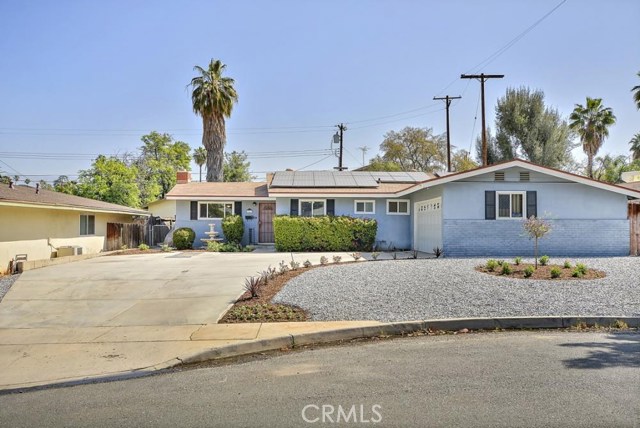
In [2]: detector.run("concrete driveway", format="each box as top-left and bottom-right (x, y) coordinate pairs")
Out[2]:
(0, 251), (357, 389)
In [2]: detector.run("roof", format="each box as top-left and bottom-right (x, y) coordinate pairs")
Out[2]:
(620, 181), (640, 191)
(268, 182), (417, 195)
(166, 181), (270, 200)
(0, 184), (149, 215)
(270, 170), (431, 188)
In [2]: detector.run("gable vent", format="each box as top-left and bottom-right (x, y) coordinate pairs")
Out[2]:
(520, 172), (530, 182)
(494, 172), (505, 181)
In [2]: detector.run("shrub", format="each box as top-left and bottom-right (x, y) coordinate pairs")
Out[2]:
(173, 227), (195, 250)
(563, 260), (572, 269)
(243, 276), (262, 298)
(571, 268), (583, 278)
(500, 263), (513, 275)
(332, 255), (342, 263)
(279, 260), (289, 274)
(303, 260), (312, 268)
(514, 257), (522, 265)
(371, 251), (380, 261)
(350, 252), (362, 261)
(524, 266), (534, 278)
(575, 263), (587, 275)
(138, 243), (150, 251)
(612, 319), (628, 329)
(220, 243), (242, 252)
(539, 255), (550, 266)
(497, 260), (505, 266)
(206, 241), (222, 252)
(289, 258), (300, 270)
(320, 256), (329, 265)
(221, 215), (244, 244)
(433, 247), (443, 258)
(273, 216), (377, 252)
(550, 267), (561, 278)
(120, 245), (128, 250)
(160, 244), (172, 252)
(486, 259), (499, 272)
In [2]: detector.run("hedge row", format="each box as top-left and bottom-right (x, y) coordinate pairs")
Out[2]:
(273, 215), (377, 252)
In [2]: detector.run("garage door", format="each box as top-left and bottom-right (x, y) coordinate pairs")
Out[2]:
(414, 197), (442, 253)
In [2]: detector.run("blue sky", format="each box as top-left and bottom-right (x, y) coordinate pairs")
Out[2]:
(0, 0), (638, 181)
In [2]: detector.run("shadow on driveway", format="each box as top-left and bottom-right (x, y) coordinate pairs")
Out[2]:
(560, 333), (640, 369)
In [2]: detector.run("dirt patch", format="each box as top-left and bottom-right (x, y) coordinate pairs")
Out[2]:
(476, 263), (606, 280)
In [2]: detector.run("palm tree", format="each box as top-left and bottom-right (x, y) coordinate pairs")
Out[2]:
(632, 71), (640, 110)
(569, 97), (616, 178)
(192, 147), (207, 182)
(630, 133), (640, 161)
(189, 59), (238, 182)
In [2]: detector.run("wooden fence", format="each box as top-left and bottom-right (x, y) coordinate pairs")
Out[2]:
(630, 203), (640, 256)
(106, 223), (145, 251)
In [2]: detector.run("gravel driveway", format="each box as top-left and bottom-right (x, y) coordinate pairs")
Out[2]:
(274, 258), (640, 322)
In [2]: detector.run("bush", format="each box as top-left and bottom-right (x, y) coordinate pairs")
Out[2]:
(539, 255), (550, 266)
(333, 255), (342, 263)
(173, 228), (195, 250)
(575, 263), (587, 275)
(303, 260), (312, 268)
(273, 216), (377, 252)
(222, 215), (244, 244)
(221, 243), (242, 252)
(138, 243), (150, 251)
(514, 256), (522, 265)
(524, 266), (534, 278)
(206, 241), (222, 252)
(563, 260), (572, 269)
(160, 244), (172, 252)
(550, 267), (561, 278)
(350, 252), (362, 261)
(371, 251), (380, 260)
(500, 263), (513, 275)
(243, 276), (262, 298)
(486, 259), (499, 272)
(571, 268), (583, 278)
(320, 256), (329, 265)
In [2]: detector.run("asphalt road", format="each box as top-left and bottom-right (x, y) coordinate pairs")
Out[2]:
(1, 331), (638, 427)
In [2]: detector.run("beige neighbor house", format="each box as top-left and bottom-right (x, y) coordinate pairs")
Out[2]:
(0, 183), (148, 273)
(145, 198), (176, 222)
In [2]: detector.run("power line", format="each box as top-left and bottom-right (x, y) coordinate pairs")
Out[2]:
(433, 95), (462, 172)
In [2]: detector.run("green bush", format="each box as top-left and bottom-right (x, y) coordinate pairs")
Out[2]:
(563, 260), (572, 269)
(222, 215), (244, 244)
(500, 263), (513, 275)
(514, 256), (522, 265)
(486, 259), (499, 272)
(575, 263), (588, 275)
(173, 227), (195, 250)
(220, 242), (242, 252)
(138, 243), (150, 251)
(539, 255), (550, 266)
(273, 216), (377, 252)
(571, 268), (583, 278)
(550, 267), (561, 278)
(206, 241), (222, 252)
(524, 266), (535, 278)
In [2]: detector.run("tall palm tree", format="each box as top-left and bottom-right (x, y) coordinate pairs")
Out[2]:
(189, 59), (238, 182)
(630, 133), (640, 161)
(632, 71), (640, 110)
(569, 97), (616, 178)
(192, 147), (207, 182)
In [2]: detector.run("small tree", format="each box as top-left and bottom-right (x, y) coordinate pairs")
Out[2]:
(522, 216), (552, 268)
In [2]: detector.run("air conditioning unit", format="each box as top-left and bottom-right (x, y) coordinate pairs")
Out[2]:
(57, 246), (83, 257)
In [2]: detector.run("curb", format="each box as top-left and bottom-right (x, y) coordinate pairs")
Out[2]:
(2, 316), (637, 394)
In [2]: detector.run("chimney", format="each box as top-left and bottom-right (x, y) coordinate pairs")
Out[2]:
(36, 183), (40, 194)
(8, 180), (13, 189)
(176, 171), (191, 184)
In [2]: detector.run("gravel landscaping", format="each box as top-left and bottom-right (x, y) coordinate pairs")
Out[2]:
(273, 258), (640, 322)
(0, 274), (20, 302)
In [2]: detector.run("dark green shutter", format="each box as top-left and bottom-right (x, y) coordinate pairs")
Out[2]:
(190, 201), (198, 220)
(234, 201), (242, 216)
(290, 199), (299, 216)
(326, 199), (335, 216)
(526, 191), (537, 218)
(485, 191), (496, 220)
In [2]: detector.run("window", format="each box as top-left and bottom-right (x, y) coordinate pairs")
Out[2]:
(354, 200), (375, 214)
(198, 202), (233, 219)
(497, 192), (525, 219)
(386, 199), (410, 215)
(80, 214), (95, 235)
(300, 200), (326, 217)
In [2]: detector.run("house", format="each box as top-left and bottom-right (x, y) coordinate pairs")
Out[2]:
(145, 198), (177, 222)
(0, 183), (149, 272)
(166, 159), (640, 256)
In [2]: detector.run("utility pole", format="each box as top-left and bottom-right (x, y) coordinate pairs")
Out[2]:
(461, 73), (504, 166)
(357, 146), (369, 167)
(333, 123), (348, 171)
(433, 95), (461, 172)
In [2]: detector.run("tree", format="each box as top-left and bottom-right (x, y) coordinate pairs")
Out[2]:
(0, 175), (10, 185)
(630, 133), (640, 161)
(379, 127), (446, 172)
(38, 180), (54, 191)
(223, 151), (252, 182)
(76, 155), (140, 207)
(451, 150), (478, 172)
(593, 154), (640, 184)
(569, 97), (616, 178)
(475, 127), (512, 165)
(632, 71), (640, 110)
(133, 131), (191, 206)
(189, 59), (238, 182)
(491, 87), (575, 169)
(360, 156), (403, 172)
(193, 147), (207, 182)
(522, 216), (552, 269)
(53, 175), (78, 194)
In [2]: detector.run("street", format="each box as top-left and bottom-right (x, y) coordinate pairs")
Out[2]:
(1, 331), (638, 427)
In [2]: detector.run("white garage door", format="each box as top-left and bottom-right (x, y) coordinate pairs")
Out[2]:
(414, 197), (442, 253)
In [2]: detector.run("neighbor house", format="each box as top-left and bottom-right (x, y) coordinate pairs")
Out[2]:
(0, 183), (149, 272)
(166, 159), (640, 256)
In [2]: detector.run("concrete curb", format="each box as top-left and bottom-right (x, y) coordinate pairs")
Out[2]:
(2, 316), (637, 394)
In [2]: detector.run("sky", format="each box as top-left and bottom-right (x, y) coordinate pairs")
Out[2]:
(0, 0), (638, 182)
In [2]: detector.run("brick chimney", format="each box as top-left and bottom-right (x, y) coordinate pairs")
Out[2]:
(176, 171), (191, 184)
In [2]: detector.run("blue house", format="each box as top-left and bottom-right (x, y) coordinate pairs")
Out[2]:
(166, 159), (640, 256)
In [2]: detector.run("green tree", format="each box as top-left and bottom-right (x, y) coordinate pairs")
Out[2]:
(632, 71), (640, 110)
(0, 175), (10, 185)
(193, 147), (207, 182)
(630, 133), (640, 161)
(223, 151), (252, 182)
(491, 87), (575, 168)
(593, 154), (640, 184)
(134, 131), (191, 206)
(38, 180), (54, 191)
(475, 127), (512, 165)
(379, 127), (446, 172)
(569, 97), (616, 178)
(76, 155), (140, 207)
(359, 155), (403, 172)
(189, 59), (238, 182)
(451, 150), (478, 172)
(53, 175), (78, 194)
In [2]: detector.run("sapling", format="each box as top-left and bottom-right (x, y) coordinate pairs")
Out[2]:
(522, 216), (552, 269)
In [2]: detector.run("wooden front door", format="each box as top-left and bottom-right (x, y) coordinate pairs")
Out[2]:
(259, 202), (276, 243)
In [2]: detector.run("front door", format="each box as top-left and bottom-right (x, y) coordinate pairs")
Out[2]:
(258, 202), (276, 243)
